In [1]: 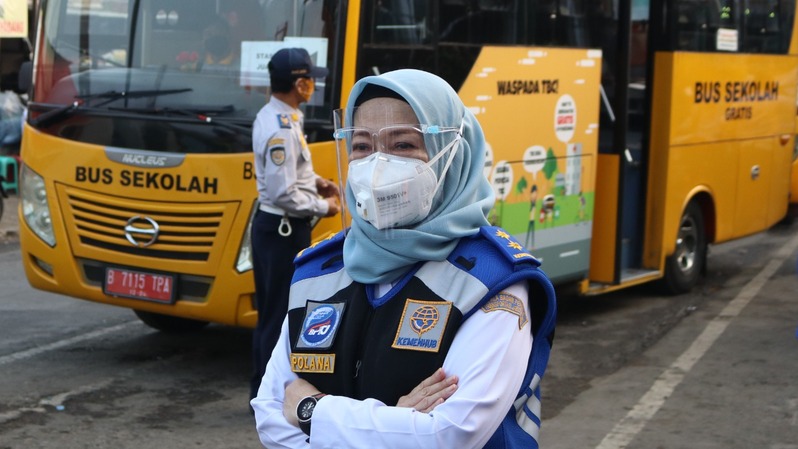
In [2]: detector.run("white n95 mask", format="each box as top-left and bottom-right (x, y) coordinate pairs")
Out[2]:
(347, 133), (462, 230)
(348, 153), (436, 229)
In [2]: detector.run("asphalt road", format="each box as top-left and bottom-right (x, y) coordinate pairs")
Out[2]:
(0, 246), (256, 448)
(543, 225), (798, 449)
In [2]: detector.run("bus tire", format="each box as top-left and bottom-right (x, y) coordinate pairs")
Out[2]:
(133, 310), (209, 333)
(662, 201), (706, 295)
(779, 202), (797, 226)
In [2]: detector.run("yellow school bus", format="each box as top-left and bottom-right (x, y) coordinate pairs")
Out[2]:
(18, 0), (798, 331)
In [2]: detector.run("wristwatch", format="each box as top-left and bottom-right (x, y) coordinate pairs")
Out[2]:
(297, 392), (327, 436)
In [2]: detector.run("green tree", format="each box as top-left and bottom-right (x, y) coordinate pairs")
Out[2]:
(516, 176), (528, 195)
(542, 147), (558, 180)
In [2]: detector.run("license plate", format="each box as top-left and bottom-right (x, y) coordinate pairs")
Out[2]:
(103, 267), (176, 304)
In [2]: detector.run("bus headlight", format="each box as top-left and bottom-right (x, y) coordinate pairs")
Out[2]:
(235, 201), (257, 273)
(20, 164), (56, 247)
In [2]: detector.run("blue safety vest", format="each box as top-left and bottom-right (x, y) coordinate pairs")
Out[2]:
(287, 226), (557, 448)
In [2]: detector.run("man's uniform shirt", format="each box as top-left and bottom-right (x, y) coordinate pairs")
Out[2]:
(252, 97), (328, 218)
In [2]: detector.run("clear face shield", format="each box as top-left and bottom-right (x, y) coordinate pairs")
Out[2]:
(332, 107), (464, 231)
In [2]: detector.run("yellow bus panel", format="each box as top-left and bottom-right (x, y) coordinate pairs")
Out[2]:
(646, 51), (796, 269)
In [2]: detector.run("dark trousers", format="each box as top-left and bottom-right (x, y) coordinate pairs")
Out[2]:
(250, 210), (311, 399)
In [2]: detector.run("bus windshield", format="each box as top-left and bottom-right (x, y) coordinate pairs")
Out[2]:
(30, 0), (339, 153)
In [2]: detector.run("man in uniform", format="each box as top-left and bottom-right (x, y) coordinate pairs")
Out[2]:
(250, 47), (340, 400)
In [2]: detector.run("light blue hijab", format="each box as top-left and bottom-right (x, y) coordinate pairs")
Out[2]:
(342, 69), (495, 284)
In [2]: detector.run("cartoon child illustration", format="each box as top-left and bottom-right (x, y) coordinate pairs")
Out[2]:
(526, 184), (538, 248)
(540, 194), (555, 228)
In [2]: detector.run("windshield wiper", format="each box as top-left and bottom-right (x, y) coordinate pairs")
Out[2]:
(172, 107), (251, 136)
(118, 104), (252, 136)
(30, 88), (193, 127)
(81, 88), (193, 107)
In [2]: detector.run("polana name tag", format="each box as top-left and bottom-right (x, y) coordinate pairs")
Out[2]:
(290, 353), (335, 373)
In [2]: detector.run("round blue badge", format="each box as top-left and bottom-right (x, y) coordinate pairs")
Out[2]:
(300, 305), (339, 347)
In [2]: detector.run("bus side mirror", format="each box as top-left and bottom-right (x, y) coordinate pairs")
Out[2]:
(18, 61), (32, 94)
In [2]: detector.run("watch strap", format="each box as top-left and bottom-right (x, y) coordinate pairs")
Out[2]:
(298, 393), (327, 436)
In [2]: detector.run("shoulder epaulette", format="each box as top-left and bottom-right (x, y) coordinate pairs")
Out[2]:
(294, 230), (346, 265)
(478, 226), (541, 267)
(276, 113), (292, 129)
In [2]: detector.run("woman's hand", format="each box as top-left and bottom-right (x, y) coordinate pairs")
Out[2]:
(283, 378), (322, 427)
(396, 368), (458, 413)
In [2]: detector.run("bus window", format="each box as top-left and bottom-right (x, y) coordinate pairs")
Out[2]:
(741, 0), (795, 53)
(673, 0), (795, 54)
(30, 0), (339, 152)
(358, 0), (600, 91)
(368, 0), (429, 44)
(439, 0), (517, 44)
(138, 1), (209, 70)
(675, 1), (717, 51)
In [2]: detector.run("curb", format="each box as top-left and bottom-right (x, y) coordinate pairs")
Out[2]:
(0, 194), (20, 244)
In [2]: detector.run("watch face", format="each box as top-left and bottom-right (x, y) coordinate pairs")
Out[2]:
(297, 397), (317, 421)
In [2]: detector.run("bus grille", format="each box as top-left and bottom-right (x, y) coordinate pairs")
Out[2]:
(60, 185), (231, 262)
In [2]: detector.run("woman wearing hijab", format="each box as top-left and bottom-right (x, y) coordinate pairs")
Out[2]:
(251, 69), (556, 449)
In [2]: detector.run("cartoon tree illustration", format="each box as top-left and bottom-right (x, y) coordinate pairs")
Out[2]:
(542, 147), (558, 181)
(516, 176), (528, 195)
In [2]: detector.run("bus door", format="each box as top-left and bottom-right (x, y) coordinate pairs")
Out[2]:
(588, 0), (658, 291)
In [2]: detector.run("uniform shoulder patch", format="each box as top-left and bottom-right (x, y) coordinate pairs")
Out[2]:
(482, 292), (528, 330)
(479, 226), (540, 267)
(277, 113), (292, 129)
(268, 137), (285, 147)
(269, 147), (286, 166)
(267, 137), (286, 166)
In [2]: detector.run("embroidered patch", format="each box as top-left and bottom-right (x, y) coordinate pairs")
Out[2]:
(269, 146), (286, 166)
(296, 301), (345, 350)
(392, 299), (452, 352)
(277, 113), (291, 129)
(513, 252), (536, 260)
(290, 353), (335, 373)
(482, 293), (528, 330)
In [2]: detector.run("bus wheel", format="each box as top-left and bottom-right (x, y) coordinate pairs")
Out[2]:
(133, 310), (209, 333)
(662, 201), (706, 295)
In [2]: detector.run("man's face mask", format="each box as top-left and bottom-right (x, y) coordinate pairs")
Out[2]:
(295, 78), (315, 103)
(339, 123), (464, 230)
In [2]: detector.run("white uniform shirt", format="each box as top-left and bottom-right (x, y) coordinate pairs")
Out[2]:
(252, 281), (533, 449)
(252, 97), (328, 217)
